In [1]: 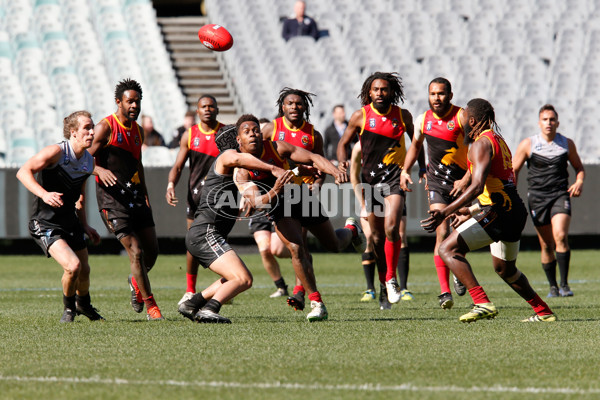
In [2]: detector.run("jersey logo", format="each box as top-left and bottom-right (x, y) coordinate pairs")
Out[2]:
(206, 135), (211, 140)
(62, 154), (70, 165)
(369, 118), (376, 128)
(135, 136), (140, 145)
(278, 132), (285, 141)
(447, 120), (455, 131)
(301, 135), (309, 146)
(426, 121), (432, 131)
(117, 132), (123, 143)
(291, 132), (296, 138)
(391, 119), (399, 128)
(535, 143), (543, 151)
(194, 137), (200, 147)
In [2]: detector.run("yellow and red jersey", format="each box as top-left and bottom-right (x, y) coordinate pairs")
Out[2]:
(188, 122), (222, 196)
(271, 117), (316, 184)
(469, 129), (517, 210)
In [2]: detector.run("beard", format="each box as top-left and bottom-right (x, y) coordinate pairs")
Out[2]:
(463, 123), (474, 145)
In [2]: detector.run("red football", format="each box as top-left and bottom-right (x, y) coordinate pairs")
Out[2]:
(198, 24), (234, 52)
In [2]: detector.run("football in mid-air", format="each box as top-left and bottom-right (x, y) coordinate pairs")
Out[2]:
(198, 24), (233, 52)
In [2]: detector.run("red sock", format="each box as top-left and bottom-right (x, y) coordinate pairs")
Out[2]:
(378, 269), (386, 284)
(345, 223), (358, 238)
(143, 294), (156, 308)
(131, 276), (143, 302)
(434, 255), (451, 293)
(186, 273), (197, 293)
(384, 238), (401, 281)
(293, 285), (305, 295)
(308, 291), (322, 303)
(468, 286), (490, 304)
(526, 294), (553, 316)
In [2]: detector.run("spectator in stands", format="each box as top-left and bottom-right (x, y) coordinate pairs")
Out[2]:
(169, 111), (196, 149)
(141, 115), (166, 149)
(282, 0), (319, 41)
(323, 104), (349, 161)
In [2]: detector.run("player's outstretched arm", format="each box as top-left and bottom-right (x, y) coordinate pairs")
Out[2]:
(512, 137), (531, 186)
(337, 109), (362, 172)
(218, 149), (286, 177)
(567, 138), (585, 197)
(16, 144), (64, 207)
(166, 130), (191, 206)
(277, 141), (347, 184)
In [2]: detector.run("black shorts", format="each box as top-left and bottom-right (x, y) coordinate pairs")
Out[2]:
(428, 189), (455, 206)
(186, 223), (233, 269)
(100, 206), (155, 240)
(269, 198), (329, 227)
(528, 191), (571, 227)
(249, 215), (273, 234)
(471, 201), (528, 243)
(364, 182), (405, 215)
(186, 190), (201, 220)
(29, 219), (86, 258)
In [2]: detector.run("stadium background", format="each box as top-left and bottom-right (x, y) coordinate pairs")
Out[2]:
(0, 0), (598, 251)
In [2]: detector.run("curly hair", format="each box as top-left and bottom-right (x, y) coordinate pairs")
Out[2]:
(114, 78), (143, 101)
(276, 87), (315, 121)
(359, 72), (405, 106)
(63, 110), (92, 139)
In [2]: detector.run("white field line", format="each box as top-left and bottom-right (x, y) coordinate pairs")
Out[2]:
(0, 375), (599, 395)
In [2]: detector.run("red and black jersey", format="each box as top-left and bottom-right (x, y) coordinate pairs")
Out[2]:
(470, 129), (519, 211)
(359, 103), (406, 186)
(95, 114), (145, 212)
(421, 105), (468, 192)
(246, 141), (292, 189)
(188, 122), (222, 206)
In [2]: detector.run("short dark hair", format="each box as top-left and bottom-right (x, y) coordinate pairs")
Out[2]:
(215, 124), (238, 152)
(359, 72), (405, 106)
(332, 104), (344, 112)
(236, 114), (260, 134)
(198, 94), (218, 107)
(184, 111), (196, 118)
(429, 77), (452, 95)
(63, 110), (92, 139)
(539, 104), (558, 118)
(114, 78), (142, 101)
(258, 118), (270, 124)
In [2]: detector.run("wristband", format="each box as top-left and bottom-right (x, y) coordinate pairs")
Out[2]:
(167, 182), (174, 190)
(419, 168), (426, 173)
(468, 203), (481, 216)
(401, 171), (411, 177)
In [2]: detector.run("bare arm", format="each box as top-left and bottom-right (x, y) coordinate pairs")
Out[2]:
(337, 109), (362, 172)
(512, 137), (531, 186)
(349, 141), (365, 210)
(311, 130), (326, 187)
(16, 145), (64, 207)
(277, 141), (347, 184)
(75, 184), (100, 245)
(166, 129), (190, 206)
(234, 167), (294, 213)
(421, 138), (492, 232)
(90, 119), (117, 186)
(401, 113), (426, 191)
(567, 138), (585, 197)
(216, 149), (286, 177)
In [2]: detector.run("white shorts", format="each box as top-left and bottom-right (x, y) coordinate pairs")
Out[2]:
(456, 217), (520, 261)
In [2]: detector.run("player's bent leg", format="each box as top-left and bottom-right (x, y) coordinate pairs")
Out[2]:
(49, 240), (82, 322)
(254, 230), (288, 298)
(137, 226), (159, 272)
(270, 231), (291, 258)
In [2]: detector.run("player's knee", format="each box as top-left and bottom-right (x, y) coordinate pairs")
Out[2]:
(384, 225), (400, 241)
(286, 242), (303, 259)
(64, 259), (82, 278)
(554, 231), (568, 247)
(238, 270), (253, 290)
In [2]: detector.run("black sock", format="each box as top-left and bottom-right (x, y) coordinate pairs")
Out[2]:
(397, 247), (410, 290)
(542, 260), (558, 287)
(75, 293), (91, 307)
(63, 294), (76, 311)
(190, 292), (208, 309)
(203, 298), (222, 314)
(274, 277), (287, 290)
(556, 251), (571, 286)
(362, 252), (376, 291)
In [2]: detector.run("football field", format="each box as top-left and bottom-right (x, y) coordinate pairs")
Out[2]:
(1, 249), (598, 399)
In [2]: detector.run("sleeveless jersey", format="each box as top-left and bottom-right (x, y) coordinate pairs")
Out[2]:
(191, 153), (239, 236)
(188, 122), (222, 204)
(469, 130), (519, 211)
(527, 133), (569, 194)
(359, 103), (406, 186)
(32, 141), (94, 229)
(271, 117), (315, 184)
(421, 105), (468, 191)
(95, 114), (145, 212)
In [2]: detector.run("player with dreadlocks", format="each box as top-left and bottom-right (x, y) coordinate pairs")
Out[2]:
(338, 72), (418, 307)
(89, 78), (164, 321)
(261, 88), (365, 311)
(421, 98), (556, 323)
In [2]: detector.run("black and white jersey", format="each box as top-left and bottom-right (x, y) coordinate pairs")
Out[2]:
(526, 133), (569, 194)
(31, 141), (94, 228)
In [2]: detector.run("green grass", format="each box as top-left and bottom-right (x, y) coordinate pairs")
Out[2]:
(1, 250), (599, 399)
